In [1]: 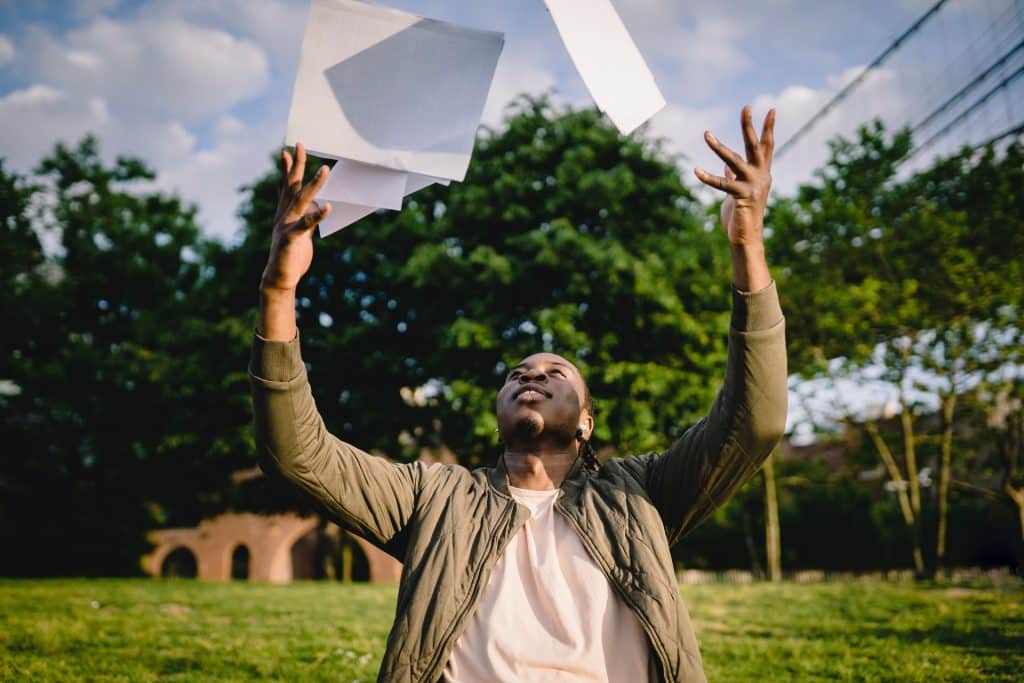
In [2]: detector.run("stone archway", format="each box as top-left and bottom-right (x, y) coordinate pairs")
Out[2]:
(231, 544), (250, 580)
(142, 513), (402, 584)
(290, 526), (372, 581)
(160, 546), (197, 578)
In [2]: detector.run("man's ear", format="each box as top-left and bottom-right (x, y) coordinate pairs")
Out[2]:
(578, 412), (594, 441)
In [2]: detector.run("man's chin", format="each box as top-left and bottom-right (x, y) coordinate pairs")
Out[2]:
(511, 413), (544, 439)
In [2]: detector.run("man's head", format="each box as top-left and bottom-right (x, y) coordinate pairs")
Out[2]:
(495, 352), (594, 452)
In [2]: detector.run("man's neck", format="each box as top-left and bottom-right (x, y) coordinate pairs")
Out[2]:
(503, 448), (578, 490)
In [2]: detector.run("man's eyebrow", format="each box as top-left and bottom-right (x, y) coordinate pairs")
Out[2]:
(506, 359), (574, 374)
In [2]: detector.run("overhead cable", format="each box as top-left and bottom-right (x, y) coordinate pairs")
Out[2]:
(775, 0), (952, 160)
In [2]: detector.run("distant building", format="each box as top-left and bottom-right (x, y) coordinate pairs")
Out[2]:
(142, 512), (401, 583)
(142, 446), (458, 583)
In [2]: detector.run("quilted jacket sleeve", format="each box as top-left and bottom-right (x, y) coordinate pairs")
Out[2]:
(633, 281), (787, 545)
(249, 333), (425, 558)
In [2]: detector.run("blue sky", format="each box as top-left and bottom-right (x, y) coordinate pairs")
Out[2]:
(0, 0), (943, 242)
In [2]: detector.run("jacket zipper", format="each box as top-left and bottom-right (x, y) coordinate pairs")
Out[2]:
(554, 499), (675, 683)
(419, 499), (528, 683)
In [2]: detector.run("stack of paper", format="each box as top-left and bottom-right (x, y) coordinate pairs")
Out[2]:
(542, 0), (665, 135)
(285, 0), (504, 236)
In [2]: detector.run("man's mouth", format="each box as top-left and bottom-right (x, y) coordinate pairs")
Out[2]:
(514, 384), (551, 400)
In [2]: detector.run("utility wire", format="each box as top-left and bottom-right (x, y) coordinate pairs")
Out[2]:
(911, 37), (1024, 135)
(975, 119), (1024, 148)
(775, 0), (952, 160)
(907, 62), (1024, 159)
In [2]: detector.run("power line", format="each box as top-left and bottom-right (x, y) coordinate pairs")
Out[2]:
(907, 62), (1024, 159)
(975, 119), (1024, 148)
(910, 38), (1024, 135)
(775, 0), (952, 160)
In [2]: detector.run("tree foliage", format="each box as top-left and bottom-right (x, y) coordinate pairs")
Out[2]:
(771, 121), (1024, 575)
(2, 101), (1021, 577)
(0, 139), (253, 575)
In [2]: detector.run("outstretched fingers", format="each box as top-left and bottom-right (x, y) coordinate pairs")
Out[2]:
(741, 106), (762, 166)
(290, 143), (307, 186)
(279, 142), (306, 205)
(293, 165), (330, 220)
(760, 108), (777, 166)
(693, 167), (735, 194)
(281, 148), (294, 179)
(703, 130), (747, 177)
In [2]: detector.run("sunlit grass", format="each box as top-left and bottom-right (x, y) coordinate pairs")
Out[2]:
(1, 578), (1021, 681)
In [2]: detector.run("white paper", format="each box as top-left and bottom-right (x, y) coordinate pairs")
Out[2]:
(318, 158), (408, 211)
(406, 173), (449, 193)
(543, 0), (665, 134)
(318, 201), (378, 237)
(315, 165), (451, 236)
(286, 0), (505, 182)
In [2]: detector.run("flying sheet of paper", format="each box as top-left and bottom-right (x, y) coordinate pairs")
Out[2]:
(318, 158), (408, 211)
(316, 161), (450, 237)
(285, 0), (503, 234)
(542, 0), (665, 135)
(286, 0), (504, 182)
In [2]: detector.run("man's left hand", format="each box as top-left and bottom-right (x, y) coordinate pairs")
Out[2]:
(694, 106), (775, 248)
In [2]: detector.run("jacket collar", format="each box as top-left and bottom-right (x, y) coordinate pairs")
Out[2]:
(486, 450), (589, 500)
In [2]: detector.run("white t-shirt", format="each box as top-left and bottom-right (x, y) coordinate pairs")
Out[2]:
(443, 485), (652, 682)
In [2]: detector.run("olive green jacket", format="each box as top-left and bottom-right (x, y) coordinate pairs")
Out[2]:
(249, 282), (787, 683)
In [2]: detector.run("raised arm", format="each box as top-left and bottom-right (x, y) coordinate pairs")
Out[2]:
(628, 107), (787, 544)
(250, 144), (424, 558)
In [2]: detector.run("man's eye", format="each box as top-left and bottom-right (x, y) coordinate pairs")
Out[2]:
(551, 369), (564, 376)
(507, 372), (521, 381)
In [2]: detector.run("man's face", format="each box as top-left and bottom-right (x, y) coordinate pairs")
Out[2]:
(495, 353), (592, 446)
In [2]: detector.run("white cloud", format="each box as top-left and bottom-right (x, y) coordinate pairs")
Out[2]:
(640, 63), (915, 199)
(23, 17), (270, 122)
(0, 35), (14, 64)
(0, 7), (292, 243)
(139, 0), (307, 68)
(215, 114), (246, 138)
(753, 66), (912, 193)
(0, 85), (111, 168)
(611, 3), (751, 105)
(482, 58), (558, 128)
(0, 82), (206, 187)
(155, 119), (280, 242)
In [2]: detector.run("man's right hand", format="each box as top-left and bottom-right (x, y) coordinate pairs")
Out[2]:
(257, 142), (331, 341)
(261, 143), (332, 293)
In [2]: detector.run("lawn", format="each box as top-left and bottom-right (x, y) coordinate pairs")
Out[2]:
(1, 577), (1021, 682)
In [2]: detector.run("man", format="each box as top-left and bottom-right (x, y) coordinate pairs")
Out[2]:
(251, 106), (786, 682)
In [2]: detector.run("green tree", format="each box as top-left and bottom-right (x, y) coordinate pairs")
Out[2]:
(0, 138), (253, 575)
(965, 372), (1024, 570)
(772, 122), (1024, 577)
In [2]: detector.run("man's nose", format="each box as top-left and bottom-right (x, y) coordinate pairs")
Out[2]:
(520, 369), (547, 382)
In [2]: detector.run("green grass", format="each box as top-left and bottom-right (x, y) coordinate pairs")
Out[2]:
(1, 578), (1021, 682)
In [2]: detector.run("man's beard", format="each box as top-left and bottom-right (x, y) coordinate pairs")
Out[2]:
(510, 414), (574, 447)
(512, 414), (543, 440)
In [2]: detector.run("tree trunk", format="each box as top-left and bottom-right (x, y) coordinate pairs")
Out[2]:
(742, 506), (763, 579)
(902, 408), (921, 517)
(935, 392), (957, 577)
(1004, 484), (1024, 576)
(341, 538), (354, 583)
(865, 419), (926, 577)
(763, 449), (782, 582)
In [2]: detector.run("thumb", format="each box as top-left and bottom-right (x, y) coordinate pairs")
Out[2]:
(295, 201), (332, 233)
